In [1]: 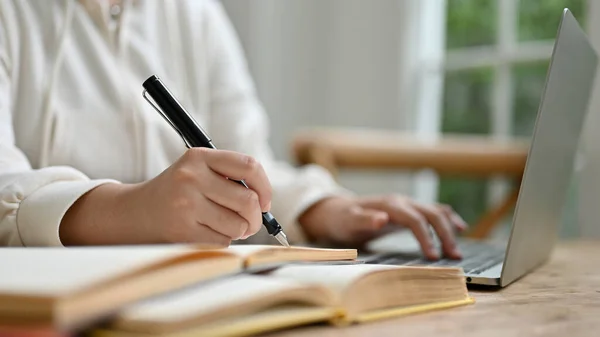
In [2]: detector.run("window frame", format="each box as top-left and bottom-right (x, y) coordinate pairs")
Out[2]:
(416, 0), (586, 208)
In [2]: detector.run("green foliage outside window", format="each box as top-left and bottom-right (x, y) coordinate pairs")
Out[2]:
(439, 0), (585, 230)
(518, 0), (586, 41)
(446, 0), (496, 49)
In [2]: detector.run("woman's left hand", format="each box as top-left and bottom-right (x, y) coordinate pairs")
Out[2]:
(298, 195), (468, 260)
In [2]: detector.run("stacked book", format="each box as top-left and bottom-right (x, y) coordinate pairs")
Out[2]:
(0, 245), (474, 336)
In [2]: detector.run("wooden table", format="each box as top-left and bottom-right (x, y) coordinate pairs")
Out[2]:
(267, 241), (600, 337)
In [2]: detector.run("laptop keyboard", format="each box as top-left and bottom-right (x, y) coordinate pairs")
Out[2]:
(362, 241), (505, 275)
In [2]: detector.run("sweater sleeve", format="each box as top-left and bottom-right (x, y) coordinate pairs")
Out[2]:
(200, 0), (352, 245)
(0, 4), (116, 247)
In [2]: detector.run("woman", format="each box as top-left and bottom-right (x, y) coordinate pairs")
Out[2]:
(0, 0), (465, 260)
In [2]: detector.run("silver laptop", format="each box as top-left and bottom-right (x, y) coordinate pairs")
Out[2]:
(361, 9), (598, 287)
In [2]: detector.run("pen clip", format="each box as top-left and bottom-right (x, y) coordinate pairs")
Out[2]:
(142, 89), (192, 149)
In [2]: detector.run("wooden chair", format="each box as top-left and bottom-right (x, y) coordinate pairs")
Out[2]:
(291, 127), (530, 239)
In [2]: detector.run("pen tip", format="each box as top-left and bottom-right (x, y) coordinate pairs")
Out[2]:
(274, 232), (290, 247)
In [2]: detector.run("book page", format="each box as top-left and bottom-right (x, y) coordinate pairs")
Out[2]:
(113, 275), (306, 324)
(0, 246), (200, 296)
(168, 306), (336, 337)
(101, 306), (336, 337)
(226, 245), (354, 258)
(269, 264), (401, 290)
(225, 245), (279, 257)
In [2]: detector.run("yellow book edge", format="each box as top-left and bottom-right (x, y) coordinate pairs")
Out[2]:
(89, 307), (343, 337)
(341, 296), (476, 325)
(88, 298), (474, 337)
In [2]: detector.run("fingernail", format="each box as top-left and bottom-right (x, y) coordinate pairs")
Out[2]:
(264, 201), (272, 212)
(428, 249), (439, 260)
(373, 213), (389, 228)
(241, 229), (253, 240)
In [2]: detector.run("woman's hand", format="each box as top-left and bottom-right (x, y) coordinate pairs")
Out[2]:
(298, 195), (467, 260)
(60, 148), (272, 247)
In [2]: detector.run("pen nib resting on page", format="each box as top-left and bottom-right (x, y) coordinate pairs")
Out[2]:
(275, 232), (290, 247)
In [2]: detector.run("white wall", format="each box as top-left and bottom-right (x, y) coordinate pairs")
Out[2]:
(220, 0), (424, 196)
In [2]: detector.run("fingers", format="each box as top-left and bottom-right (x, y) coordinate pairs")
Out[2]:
(157, 148), (271, 246)
(167, 221), (232, 247)
(438, 204), (468, 231)
(346, 206), (389, 232)
(357, 196), (464, 260)
(413, 203), (461, 259)
(198, 168), (263, 238)
(392, 205), (439, 260)
(194, 148), (272, 212)
(196, 196), (251, 240)
(335, 205), (389, 245)
(358, 196), (438, 259)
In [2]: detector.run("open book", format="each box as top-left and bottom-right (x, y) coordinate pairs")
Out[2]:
(92, 264), (473, 337)
(0, 245), (355, 331)
(0, 324), (67, 337)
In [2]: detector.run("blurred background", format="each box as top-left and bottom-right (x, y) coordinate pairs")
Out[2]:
(220, 0), (600, 240)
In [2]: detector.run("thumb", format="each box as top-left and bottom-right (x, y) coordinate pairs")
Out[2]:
(348, 206), (389, 230)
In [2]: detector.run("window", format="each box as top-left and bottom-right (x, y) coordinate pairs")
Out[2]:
(438, 0), (587, 229)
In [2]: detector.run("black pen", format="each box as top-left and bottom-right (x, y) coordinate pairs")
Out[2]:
(142, 75), (290, 247)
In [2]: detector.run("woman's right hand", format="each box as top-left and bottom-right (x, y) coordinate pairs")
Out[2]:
(60, 148), (272, 247)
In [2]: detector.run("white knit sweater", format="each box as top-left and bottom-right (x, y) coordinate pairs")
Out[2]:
(0, 0), (345, 246)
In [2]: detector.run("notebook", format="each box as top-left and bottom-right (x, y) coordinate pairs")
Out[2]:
(92, 264), (473, 337)
(0, 245), (356, 331)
